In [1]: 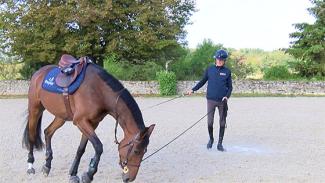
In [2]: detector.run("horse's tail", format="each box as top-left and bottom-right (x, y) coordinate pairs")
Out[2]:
(22, 110), (44, 150)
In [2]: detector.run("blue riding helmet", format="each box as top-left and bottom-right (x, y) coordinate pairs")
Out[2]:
(213, 49), (228, 60)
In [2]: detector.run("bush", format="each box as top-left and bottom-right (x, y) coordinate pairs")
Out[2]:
(288, 59), (325, 78)
(226, 58), (255, 79)
(104, 55), (163, 80)
(0, 62), (23, 80)
(156, 71), (177, 96)
(263, 65), (292, 80)
(170, 53), (195, 80)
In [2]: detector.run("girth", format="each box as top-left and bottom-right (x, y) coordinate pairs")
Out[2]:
(63, 88), (74, 121)
(59, 55), (89, 121)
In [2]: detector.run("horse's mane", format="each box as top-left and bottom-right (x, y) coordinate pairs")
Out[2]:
(91, 64), (145, 131)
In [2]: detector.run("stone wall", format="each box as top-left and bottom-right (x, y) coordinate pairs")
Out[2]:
(0, 80), (325, 96)
(0, 80), (30, 96)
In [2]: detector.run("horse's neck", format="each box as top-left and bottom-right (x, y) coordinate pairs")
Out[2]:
(104, 93), (140, 136)
(97, 77), (141, 137)
(117, 109), (140, 138)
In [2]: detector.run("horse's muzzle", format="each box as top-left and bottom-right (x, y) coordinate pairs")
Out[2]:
(122, 173), (130, 183)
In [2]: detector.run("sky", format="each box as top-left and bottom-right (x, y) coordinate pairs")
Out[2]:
(185, 0), (316, 51)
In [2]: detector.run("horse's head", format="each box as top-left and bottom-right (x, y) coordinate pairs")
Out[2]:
(118, 124), (155, 182)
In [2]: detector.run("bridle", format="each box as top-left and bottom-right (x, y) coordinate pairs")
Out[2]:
(112, 88), (146, 173)
(118, 132), (146, 172)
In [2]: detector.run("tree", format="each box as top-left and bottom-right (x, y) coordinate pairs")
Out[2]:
(188, 39), (223, 79)
(288, 0), (325, 77)
(0, 0), (195, 79)
(226, 50), (254, 79)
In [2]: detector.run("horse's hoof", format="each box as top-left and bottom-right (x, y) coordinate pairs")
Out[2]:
(69, 176), (80, 183)
(27, 168), (35, 174)
(42, 165), (50, 176)
(81, 173), (92, 183)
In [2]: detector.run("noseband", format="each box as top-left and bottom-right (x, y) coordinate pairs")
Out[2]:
(118, 132), (144, 169)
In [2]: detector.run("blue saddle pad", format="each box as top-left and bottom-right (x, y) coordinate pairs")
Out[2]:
(42, 65), (87, 94)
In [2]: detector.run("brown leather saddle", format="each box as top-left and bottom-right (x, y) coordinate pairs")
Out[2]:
(55, 54), (90, 121)
(55, 54), (87, 88)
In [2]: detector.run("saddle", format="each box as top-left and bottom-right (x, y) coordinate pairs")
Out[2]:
(53, 54), (90, 121)
(55, 54), (87, 88)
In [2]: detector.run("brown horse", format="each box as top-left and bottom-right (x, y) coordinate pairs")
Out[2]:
(22, 61), (155, 183)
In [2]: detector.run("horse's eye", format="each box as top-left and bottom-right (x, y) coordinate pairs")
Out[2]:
(134, 149), (140, 155)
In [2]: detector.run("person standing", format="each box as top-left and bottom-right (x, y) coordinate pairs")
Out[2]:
(188, 49), (232, 151)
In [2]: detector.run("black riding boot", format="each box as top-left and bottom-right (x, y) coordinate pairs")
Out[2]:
(217, 127), (225, 151)
(207, 126), (214, 149)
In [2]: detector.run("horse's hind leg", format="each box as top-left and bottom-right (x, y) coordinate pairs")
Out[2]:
(22, 104), (44, 174)
(69, 134), (88, 183)
(42, 117), (65, 176)
(77, 120), (103, 183)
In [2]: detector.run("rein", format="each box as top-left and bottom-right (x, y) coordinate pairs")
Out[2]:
(141, 94), (184, 111)
(113, 88), (126, 145)
(114, 92), (185, 144)
(142, 108), (214, 162)
(113, 91), (211, 163)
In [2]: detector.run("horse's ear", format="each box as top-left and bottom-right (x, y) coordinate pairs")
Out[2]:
(141, 124), (155, 138)
(146, 124), (155, 137)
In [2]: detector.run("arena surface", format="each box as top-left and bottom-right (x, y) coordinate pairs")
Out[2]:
(0, 97), (324, 183)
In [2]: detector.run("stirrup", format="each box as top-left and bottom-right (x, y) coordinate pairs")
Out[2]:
(61, 67), (74, 75)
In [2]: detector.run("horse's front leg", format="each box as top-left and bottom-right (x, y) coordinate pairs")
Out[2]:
(77, 120), (103, 183)
(42, 117), (65, 176)
(69, 134), (88, 183)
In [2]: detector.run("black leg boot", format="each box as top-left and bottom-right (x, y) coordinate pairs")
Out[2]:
(217, 127), (225, 151)
(207, 126), (214, 149)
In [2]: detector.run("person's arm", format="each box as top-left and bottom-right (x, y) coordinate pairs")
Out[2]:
(225, 71), (232, 98)
(192, 69), (208, 91)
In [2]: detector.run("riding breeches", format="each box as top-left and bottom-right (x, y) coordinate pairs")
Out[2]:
(207, 99), (227, 128)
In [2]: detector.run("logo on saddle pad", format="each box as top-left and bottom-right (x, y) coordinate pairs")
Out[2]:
(44, 77), (55, 86)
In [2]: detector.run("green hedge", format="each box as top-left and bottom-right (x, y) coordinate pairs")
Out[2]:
(263, 65), (292, 80)
(156, 71), (177, 96)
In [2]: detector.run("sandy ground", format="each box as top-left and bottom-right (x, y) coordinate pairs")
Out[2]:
(0, 97), (325, 183)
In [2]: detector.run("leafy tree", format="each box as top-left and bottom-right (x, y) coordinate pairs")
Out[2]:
(0, 0), (195, 79)
(0, 62), (22, 80)
(226, 50), (254, 79)
(288, 0), (325, 77)
(170, 40), (255, 80)
(189, 39), (223, 77)
(169, 47), (192, 80)
(173, 39), (224, 79)
(104, 54), (163, 81)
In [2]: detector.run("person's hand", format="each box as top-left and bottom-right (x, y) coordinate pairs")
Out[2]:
(222, 97), (228, 101)
(186, 90), (194, 96)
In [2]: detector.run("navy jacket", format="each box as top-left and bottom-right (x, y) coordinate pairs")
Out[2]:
(192, 65), (232, 102)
